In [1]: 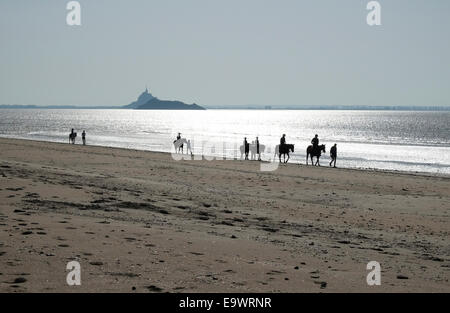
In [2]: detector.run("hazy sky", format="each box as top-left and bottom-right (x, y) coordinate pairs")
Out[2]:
(1, 0), (449, 107)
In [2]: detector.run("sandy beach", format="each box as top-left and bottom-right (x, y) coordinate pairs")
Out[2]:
(0, 137), (448, 292)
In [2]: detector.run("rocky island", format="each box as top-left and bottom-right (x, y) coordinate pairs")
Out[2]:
(124, 88), (205, 110)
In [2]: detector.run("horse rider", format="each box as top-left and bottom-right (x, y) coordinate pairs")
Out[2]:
(256, 137), (261, 161)
(280, 134), (286, 146)
(311, 134), (319, 154)
(330, 143), (337, 168)
(279, 134), (286, 154)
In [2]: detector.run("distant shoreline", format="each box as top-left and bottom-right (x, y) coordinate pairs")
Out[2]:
(1, 104), (449, 111)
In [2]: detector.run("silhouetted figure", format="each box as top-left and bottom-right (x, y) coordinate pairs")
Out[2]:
(280, 134), (286, 146)
(244, 137), (249, 160)
(330, 143), (337, 168)
(306, 144), (326, 166)
(311, 134), (319, 154)
(256, 137), (261, 161)
(69, 128), (77, 144)
(82, 130), (86, 145)
(176, 132), (184, 153)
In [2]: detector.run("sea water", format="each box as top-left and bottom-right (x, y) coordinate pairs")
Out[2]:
(0, 109), (449, 175)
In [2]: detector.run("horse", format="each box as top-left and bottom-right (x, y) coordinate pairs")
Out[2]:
(173, 138), (188, 154)
(274, 144), (294, 163)
(240, 144), (265, 160)
(69, 132), (77, 144)
(306, 144), (326, 166)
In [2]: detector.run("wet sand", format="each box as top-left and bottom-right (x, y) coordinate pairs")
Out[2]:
(0, 137), (449, 292)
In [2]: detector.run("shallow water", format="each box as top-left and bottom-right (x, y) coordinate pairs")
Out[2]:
(0, 109), (449, 175)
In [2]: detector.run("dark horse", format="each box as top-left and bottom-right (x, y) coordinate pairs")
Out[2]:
(275, 144), (295, 163)
(69, 132), (77, 144)
(306, 144), (326, 166)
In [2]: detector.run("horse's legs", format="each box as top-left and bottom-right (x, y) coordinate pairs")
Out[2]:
(286, 153), (290, 163)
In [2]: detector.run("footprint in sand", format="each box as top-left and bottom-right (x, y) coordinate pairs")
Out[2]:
(147, 285), (163, 292)
(12, 277), (27, 284)
(314, 281), (327, 289)
(190, 252), (204, 256)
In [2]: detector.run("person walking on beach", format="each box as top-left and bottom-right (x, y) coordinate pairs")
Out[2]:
(244, 137), (249, 160)
(82, 130), (86, 145)
(330, 143), (337, 168)
(256, 137), (261, 161)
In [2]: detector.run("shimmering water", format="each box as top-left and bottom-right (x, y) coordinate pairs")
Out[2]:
(0, 109), (449, 175)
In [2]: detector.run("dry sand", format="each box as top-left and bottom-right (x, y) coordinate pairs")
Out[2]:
(0, 137), (448, 292)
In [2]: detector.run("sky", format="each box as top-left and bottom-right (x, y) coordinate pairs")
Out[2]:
(0, 0), (449, 107)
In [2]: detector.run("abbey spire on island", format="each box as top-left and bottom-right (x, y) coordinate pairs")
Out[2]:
(123, 87), (205, 110)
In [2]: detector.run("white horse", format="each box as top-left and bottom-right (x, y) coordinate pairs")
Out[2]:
(240, 144), (265, 160)
(173, 138), (188, 154)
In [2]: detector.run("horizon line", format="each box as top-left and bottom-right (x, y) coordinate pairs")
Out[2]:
(1, 104), (450, 111)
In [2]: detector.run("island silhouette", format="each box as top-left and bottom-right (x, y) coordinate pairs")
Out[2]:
(124, 87), (205, 110)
